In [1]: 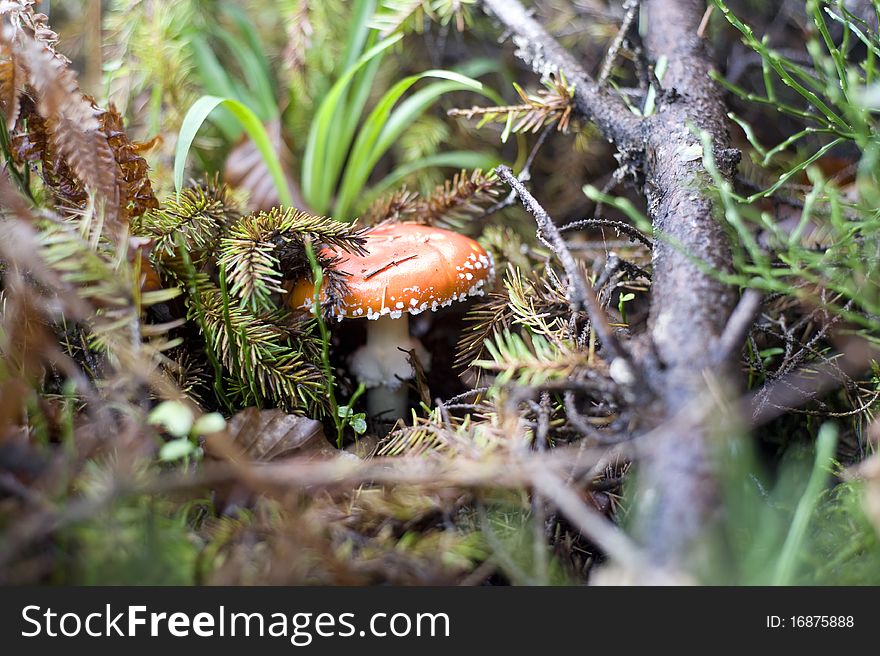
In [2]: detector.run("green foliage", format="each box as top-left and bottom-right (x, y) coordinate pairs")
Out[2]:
(477, 329), (588, 387)
(63, 463), (202, 585)
(103, 0), (200, 132)
(175, 95), (293, 205)
(707, 0), (880, 331)
(300, 13), (494, 217)
(37, 218), (181, 357)
(131, 182), (239, 261)
(802, 478), (880, 584)
(218, 207), (364, 314)
(702, 422), (880, 584)
(182, 0), (499, 219)
(396, 115), (450, 163)
(188, 4), (278, 131)
(330, 68), (487, 217)
(371, 0), (477, 35)
(149, 401), (224, 462)
(476, 504), (575, 585)
(196, 281), (326, 412)
(134, 181), (364, 416)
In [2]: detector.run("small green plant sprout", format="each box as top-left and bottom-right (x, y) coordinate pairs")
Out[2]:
(338, 387), (369, 438)
(148, 400), (226, 463)
(617, 292), (636, 326)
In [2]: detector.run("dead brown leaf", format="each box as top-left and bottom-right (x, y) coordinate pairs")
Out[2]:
(224, 407), (334, 462)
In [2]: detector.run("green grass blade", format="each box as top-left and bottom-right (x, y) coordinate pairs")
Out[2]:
(330, 32), (384, 207)
(174, 95), (292, 206)
(343, 0), (378, 71)
(189, 34), (240, 101)
(222, 3), (275, 87)
(188, 34), (243, 140)
(772, 423), (838, 585)
(214, 28), (277, 121)
(375, 79), (495, 158)
(334, 71), (484, 217)
(301, 33), (403, 213)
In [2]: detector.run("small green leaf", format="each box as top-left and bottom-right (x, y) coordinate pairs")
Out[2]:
(351, 415), (367, 435)
(148, 401), (194, 438)
(193, 412), (226, 435)
(159, 437), (198, 462)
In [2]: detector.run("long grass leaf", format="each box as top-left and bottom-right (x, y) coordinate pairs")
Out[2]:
(772, 424), (838, 585)
(301, 33), (402, 213)
(334, 71), (484, 217)
(214, 29), (277, 121)
(174, 95), (292, 206)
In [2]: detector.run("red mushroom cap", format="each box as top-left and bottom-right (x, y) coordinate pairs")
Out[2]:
(289, 223), (494, 319)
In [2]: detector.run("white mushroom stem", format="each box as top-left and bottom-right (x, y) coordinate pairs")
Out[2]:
(349, 314), (430, 420)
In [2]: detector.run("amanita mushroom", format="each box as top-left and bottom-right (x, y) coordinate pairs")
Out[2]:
(289, 222), (495, 418)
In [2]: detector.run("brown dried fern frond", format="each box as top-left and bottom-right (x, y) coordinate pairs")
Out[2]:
(11, 95), (88, 209)
(0, 1), (60, 55)
(97, 103), (158, 218)
(13, 34), (120, 221)
(282, 0), (313, 73)
(1, 5), (157, 231)
(0, 39), (24, 128)
(448, 73), (575, 142)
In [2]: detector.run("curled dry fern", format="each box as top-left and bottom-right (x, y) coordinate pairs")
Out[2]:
(0, 3), (174, 403)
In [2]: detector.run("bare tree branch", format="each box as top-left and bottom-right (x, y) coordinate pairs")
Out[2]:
(482, 0), (643, 151)
(715, 289), (763, 364)
(531, 468), (647, 573)
(496, 165), (635, 375)
(484, 0), (744, 567)
(598, 0), (641, 84)
(628, 0), (741, 565)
